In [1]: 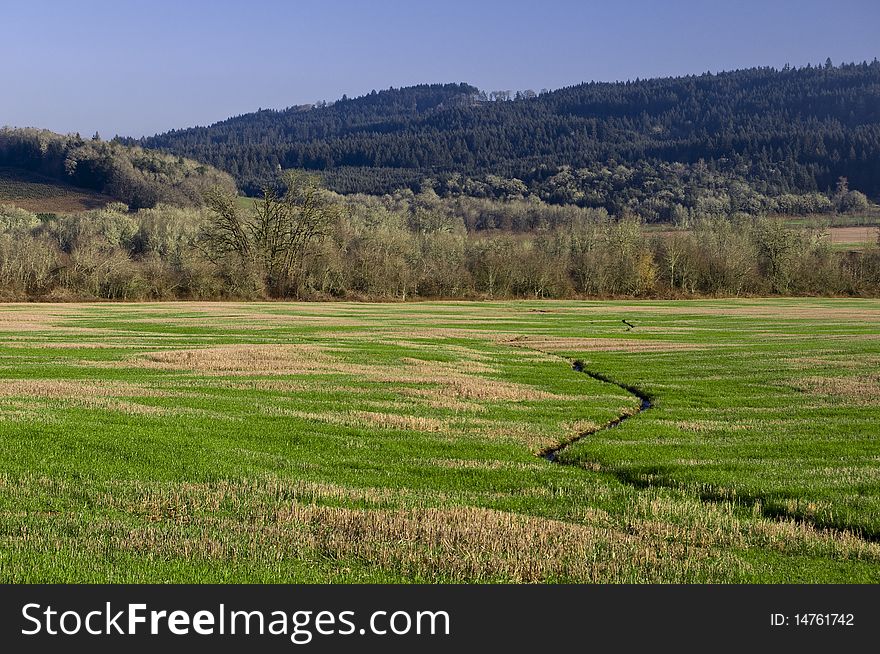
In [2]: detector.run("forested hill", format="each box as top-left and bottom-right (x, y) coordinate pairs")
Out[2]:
(0, 128), (236, 210)
(140, 63), (880, 219)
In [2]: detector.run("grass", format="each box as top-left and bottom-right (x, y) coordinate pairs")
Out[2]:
(824, 226), (879, 251)
(0, 167), (111, 213)
(0, 300), (878, 583)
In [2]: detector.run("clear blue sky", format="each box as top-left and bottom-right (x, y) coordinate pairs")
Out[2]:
(2, 0), (878, 138)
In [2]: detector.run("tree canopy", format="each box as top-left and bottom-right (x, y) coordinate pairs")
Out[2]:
(0, 128), (236, 209)
(137, 63), (880, 219)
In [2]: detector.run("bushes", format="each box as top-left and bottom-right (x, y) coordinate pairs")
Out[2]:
(298, 203), (876, 300)
(0, 194), (877, 301)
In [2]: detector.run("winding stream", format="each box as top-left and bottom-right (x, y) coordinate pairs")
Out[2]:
(539, 358), (653, 462)
(530, 352), (879, 542)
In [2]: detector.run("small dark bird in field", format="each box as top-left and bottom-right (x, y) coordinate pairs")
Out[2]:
(622, 319), (635, 331)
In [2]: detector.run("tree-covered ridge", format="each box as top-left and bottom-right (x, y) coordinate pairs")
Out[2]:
(139, 63), (880, 218)
(0, 128), (236, 210)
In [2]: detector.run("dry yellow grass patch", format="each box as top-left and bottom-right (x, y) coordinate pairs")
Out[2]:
(0, 396), (218, 419)
(509, 336), (704, 353)
(66, 398), (204, 417)
(124, 311), (367, 330)
(0, 379), (178, 399)
(425, 458), (545, 471)
(626, 494), (880, 560)
(793, 375), (880, 404)
(77, 477), (477, 518)
(368, 328), (516, 341)
(399, 356), (496, 375)
(94, 478), (413, 512)
(563, 419), (602, 434)
(170, 378), (308, 393)
(347, 410), (446, 432)
(136, 344), (335, 374)
(808, 466), (880, 485)
(257, 406), (448, 433)
(0, 305), (124, 336)
(605, 302), (880, 320)
(398, 388), (488, 413)
(375, 359), (564, 402)
(0, 309), (67, 333)
(6, 342), (137, 350)
(433, 376), (560, 402)
(788, 355), (880, 370)
(268, 504), (726, 583)
(460, 418), (558, 451)
(670, 420), (752, 433)
(13, 503), (722, 583)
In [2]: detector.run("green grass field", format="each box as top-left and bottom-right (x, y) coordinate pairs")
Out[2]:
(1, 300), (878, 583)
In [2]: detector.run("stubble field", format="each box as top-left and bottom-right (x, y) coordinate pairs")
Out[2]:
(0, 299), (878, 583)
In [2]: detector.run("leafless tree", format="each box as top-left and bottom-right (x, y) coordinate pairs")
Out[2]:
(202, 171), (341, 297)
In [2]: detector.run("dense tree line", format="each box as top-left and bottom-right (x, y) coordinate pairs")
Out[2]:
(0, 128), (236, 210)
(1, 189), (877, 301)
(138, 63), (880, 220)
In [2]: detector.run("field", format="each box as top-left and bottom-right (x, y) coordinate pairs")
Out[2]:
(649, 212), (880, 251)
(0, 300), (878, 583)
(0, 167), (111, 213)
(826, 226), (880, 250)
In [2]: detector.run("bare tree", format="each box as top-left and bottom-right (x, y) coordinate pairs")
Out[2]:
(202, 171), (341, 297)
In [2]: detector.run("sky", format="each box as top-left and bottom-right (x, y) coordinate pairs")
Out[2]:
(2, 0), (878, 138)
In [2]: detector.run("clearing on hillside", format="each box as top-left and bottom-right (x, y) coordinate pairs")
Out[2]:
(0, 167), (112, 212)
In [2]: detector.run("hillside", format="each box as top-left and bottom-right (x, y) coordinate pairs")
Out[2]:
(0, 128), (236, 210)
(0, 167), (114, 213)
(138, 62), (880, 220)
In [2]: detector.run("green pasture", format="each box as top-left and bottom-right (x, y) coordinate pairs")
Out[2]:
(0, 300), (878, 583)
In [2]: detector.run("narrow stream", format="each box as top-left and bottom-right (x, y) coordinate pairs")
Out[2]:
(533, 354), (879, 542)
(539, 358), (652, 463)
